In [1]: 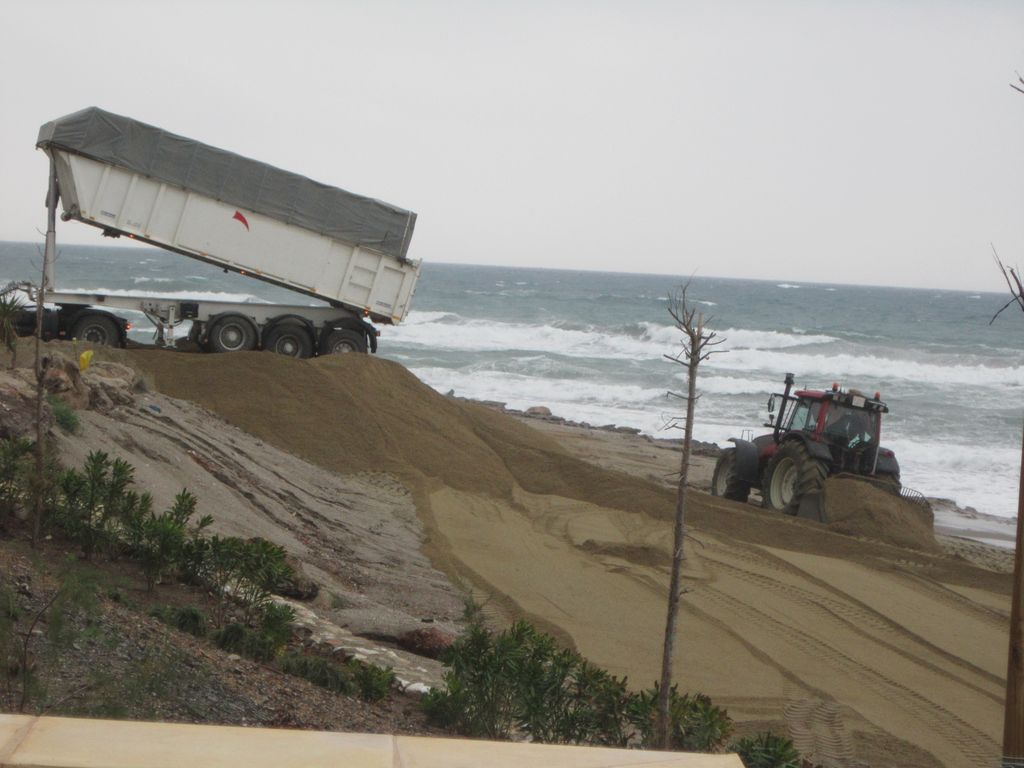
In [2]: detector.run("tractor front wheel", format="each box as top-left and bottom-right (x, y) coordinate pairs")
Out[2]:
(762, 441), (827, 515)
(711, 449), (751, 503)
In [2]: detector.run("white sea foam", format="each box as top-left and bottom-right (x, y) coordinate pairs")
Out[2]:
(777, 283), (801, 289)
(404, 310), (462, 325)
(698, 375), (780, 396)
(882, 437), (1020, 520)
(710, 348), (1024, 388)
(391, 314), (841, 363)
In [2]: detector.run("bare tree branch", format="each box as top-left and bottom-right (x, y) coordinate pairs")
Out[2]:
(991, 246), (1024, 324)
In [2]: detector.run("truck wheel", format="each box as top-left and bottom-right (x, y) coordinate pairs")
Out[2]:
(323, 329), (367, 355)
(208, 315), (257, 353)
(762, 441), (827, 515)
(71, 315), (119, 346)
(711, 449), (751, 502)
(263, 323), (313, 358)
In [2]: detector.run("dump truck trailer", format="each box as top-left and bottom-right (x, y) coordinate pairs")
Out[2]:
(26, 107), (420, 355)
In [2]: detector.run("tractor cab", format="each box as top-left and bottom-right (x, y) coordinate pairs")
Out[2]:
(767, 376), (889, 475)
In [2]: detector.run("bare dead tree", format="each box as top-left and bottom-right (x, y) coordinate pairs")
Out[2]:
(991, 240), (1024, 766)
(655, 283), (725, 749)
(989, 246), (1024, 325)
(31, 159), (59, 547)
(1012, 72), (1024, 96)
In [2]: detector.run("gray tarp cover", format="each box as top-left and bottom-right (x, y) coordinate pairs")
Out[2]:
(37, 107), (417, 261)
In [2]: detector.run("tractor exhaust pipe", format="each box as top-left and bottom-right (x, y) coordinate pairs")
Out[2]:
(774, 372), (796, 443)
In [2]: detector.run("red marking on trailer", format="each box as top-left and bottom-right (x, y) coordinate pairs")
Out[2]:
(232, 211), (250, 231)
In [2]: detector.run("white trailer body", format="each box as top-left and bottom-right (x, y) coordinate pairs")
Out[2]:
(30, 108), (421, 356)
(50, 152), (418, 326)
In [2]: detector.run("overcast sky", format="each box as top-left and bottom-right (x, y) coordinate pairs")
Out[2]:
(2, 1), (1022, 291)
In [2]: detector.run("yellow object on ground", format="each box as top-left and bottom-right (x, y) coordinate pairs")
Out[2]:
(78, 350), (93, 372)
(0, 715), (742, 767)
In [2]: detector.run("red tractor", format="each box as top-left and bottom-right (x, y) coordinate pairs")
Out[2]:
(711, 373), (901, 521)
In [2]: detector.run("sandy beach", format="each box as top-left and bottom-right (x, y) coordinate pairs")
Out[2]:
(42, 346), (1016, 768)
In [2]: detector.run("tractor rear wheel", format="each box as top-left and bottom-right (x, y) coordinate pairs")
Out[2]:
(711, 449), (751, 502)
(762, 441), (828, 515)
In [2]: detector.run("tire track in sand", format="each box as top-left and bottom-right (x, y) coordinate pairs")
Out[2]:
(690, 550), (1000, 766)
(696, 542), (1004, 699)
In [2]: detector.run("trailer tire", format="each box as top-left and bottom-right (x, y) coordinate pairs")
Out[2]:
(207, 315), (257, 353)
(323, 329), (367, 355)
(711, 449), (751, 502)
(762, 441), (827, 515)
(71, 315), (120, 346)
(263, 322), (313, 358)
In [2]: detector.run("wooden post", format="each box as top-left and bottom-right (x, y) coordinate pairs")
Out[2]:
(1004, 424), (1024, 768)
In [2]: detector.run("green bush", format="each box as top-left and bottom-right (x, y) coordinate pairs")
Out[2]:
(55, 452), (151, 560)
(731, 731), (801, 768)
(349, 660), (395, 702)
(258, 602), (296, 650)
(424, 618), (734, 751)
(181, 534), (292, 626)
(626, 685), (733, 751)
(424, 619), (635, 745)
(127, 490), (200, 591)
(212, 622), (276, 662)
(48, 396), (80, 435)
(278, 652), (355, 695)
(0, 437), (32, 518)
(149, 605), (207, 638)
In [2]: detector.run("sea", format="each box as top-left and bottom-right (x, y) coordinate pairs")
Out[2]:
(1, 240), (1022, 530)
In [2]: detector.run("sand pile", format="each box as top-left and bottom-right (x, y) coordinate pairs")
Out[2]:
(823, 477), (939, 552)
(120, 350), (673, 516)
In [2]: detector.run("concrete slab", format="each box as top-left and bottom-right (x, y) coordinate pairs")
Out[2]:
(5, 717), (393, 768)
(394, 735), (744, 767)
(0, 715), (744, 768)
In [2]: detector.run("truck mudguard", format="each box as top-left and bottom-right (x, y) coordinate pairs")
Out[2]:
(875, 450), (900, 477)
(785, 434), (834, 463)
(728, 438), (760, 485)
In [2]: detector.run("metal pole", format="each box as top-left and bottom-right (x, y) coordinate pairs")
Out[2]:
(1003, 422), (1024, 767)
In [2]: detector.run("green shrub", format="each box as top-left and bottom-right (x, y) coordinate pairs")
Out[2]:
(278, 652), (355, 695)
(234, 538), (293, 622)
(48, 396), (80, 435)
(184, 535), (292, 626)
(149, 605), (207, 638)
(128, 490), (200, 591)
(424, 618), (732, 750)
(55, 452), (150, 560)
(349, 660), (395, 702)
(626, 685), (733, 751)
(212, 622), (276, 662)
(422, 621), (521, 738)
(731, 731), (801, 768)
(0, 437), (31, 518)
(258, 602), (295, 650)
(424, 619), (635, 745)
